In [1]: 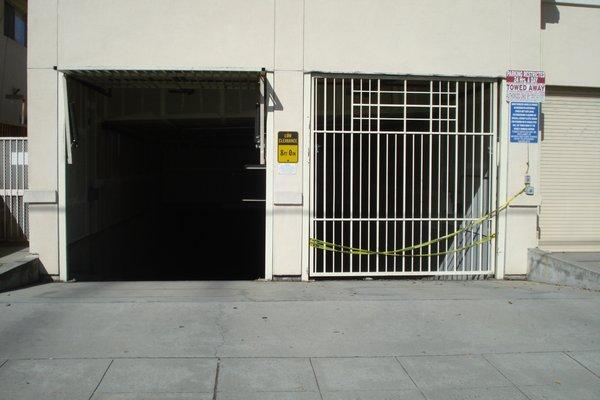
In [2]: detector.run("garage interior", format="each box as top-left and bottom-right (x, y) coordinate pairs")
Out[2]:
(65, 71), (265, 281)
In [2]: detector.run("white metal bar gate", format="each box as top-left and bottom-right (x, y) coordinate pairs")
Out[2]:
(0, 137), (29, 242)
(310, 76), (497, 277)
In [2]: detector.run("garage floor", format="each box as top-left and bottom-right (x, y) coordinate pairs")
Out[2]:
(0, 280), (599, 399)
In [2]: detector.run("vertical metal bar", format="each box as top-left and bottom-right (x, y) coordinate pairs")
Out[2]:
(448, 82), (458, 270)
(465, 81), (472, 270)
(9, 138), (12, 239)
(17, 140), (21, 239)
(332, 79), (336, 273)
(393, 82), (398, 271)
(437, 82), (442, 270)
(21, 142), (23, 239)
(12, 140), (15, 240)
(491, 82), (498, 273)
(454, 82), (461, 272)
(428, 80), (433, 271)
(376, 79), (381, 272)
(419, 97), (424, 272)
(402, 79), (407, 272)
(383, 81), (388, 271)
(21, 138), (25, 238)
(15, 139), (19, 239)
(323, 78), (327, 271)
(13, 140), (17, 240)
(479, 82), (485, 270)
(341, 79), (345, 273)
(463, 82), (471, 270)
(2, 139), (5, 240)
(367, 79), (372, 272)
(310, 78), (316, 275)
(444, 84), (449, 270)
(468, 84), (475, 270)
(479, 83), (486, 270)
(3, 139), (7, 240)
(350, 79), (354, 273)
(5, 139), (8, 239)
(9, 139), (14, 240)
(359, 78), (363, 272)
(412, 86), (416, 271)
(9, 139), (13, 239)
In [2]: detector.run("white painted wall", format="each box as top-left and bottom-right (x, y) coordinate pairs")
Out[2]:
(542, 2), (600, 87)
(304, 0), (541, 77)
(50, 0), (544, 76)
(271, 0), (304, 276)
(56, 0), (275, 71)
(27, 69), (59, 275)
(27, 0), (600, 279)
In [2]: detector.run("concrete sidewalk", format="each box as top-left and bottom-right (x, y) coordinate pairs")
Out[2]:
(0, 280), (599, 399)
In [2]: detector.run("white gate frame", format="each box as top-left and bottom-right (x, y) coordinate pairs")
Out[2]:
(57, 71), (69, 282)
(301, 73), (312, 281)
(306, 74), (499, 278)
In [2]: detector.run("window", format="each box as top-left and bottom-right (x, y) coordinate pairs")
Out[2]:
(4, 1), (26, 46)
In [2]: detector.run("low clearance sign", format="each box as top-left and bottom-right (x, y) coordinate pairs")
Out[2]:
(506, 70), (545, 103)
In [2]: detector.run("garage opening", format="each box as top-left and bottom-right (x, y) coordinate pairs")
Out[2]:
(64, 71), (266, 281)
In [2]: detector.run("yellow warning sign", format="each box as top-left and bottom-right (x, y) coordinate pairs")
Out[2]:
(277, 131), (299, 163)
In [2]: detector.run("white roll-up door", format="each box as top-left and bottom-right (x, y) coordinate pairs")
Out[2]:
(540, 87), (600, 251)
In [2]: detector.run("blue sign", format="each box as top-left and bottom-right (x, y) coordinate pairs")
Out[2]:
(510, 102), (539, 143)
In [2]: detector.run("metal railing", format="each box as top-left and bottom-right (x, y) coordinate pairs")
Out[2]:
(1, 137), (28, 242)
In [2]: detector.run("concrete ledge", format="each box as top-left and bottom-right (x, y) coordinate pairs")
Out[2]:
(0, 248), (46, 292)
(23, 190), (57, 204)
(528, 248), (600, 291)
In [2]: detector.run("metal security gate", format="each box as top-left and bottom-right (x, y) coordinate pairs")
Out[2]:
(1, 137), (29, 242)
(309, 76), (497, 277)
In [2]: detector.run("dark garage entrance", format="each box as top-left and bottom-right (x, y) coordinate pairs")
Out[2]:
(65, 71), (266, 280)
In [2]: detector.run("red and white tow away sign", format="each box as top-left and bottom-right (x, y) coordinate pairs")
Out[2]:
(506, 70), (545, 103)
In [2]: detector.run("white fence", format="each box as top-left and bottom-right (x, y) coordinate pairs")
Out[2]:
(0, 137), (28, 242)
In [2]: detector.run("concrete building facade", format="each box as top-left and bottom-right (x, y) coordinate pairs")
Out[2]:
(26, 0), (600, 281)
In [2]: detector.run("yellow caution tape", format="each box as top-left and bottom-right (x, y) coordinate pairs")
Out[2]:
(309, 187), (526, 257)
(310, 234), (496, 257)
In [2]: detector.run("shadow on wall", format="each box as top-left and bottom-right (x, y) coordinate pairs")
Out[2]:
(265, 78), (284, 112)
(542, 0), (560, 29)
(0, 197), (27, 244)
